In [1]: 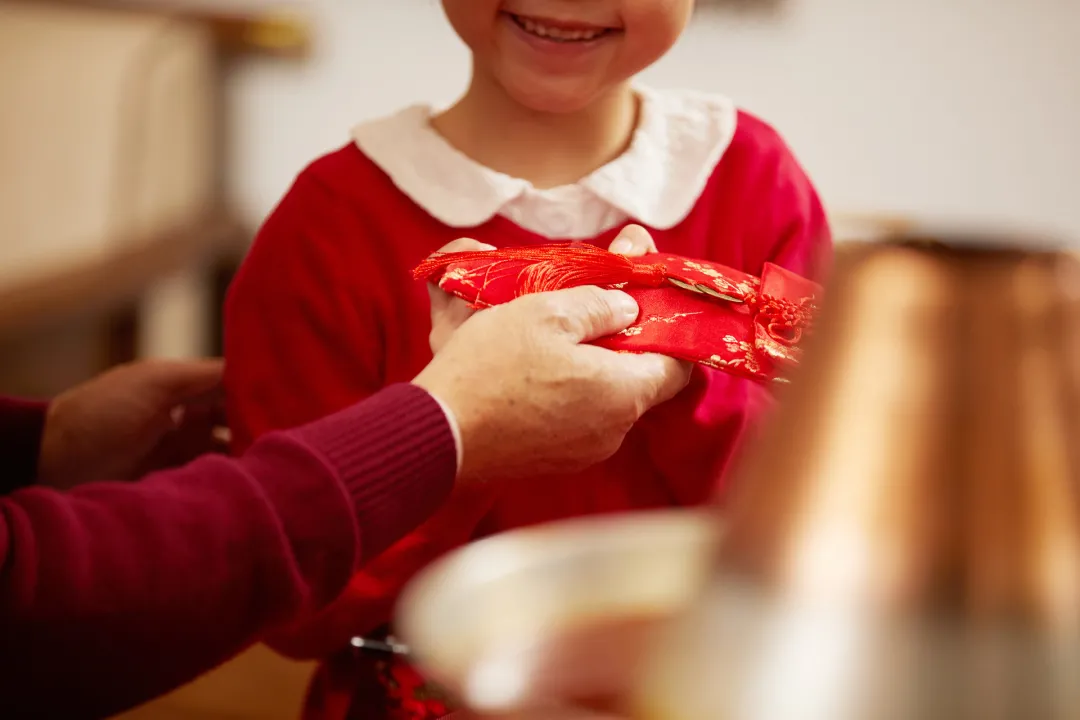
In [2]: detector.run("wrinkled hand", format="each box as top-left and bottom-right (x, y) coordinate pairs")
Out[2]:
(38, 359), (228, 489)
(426, 226), (656, 355)
(413, 285), (691, 481)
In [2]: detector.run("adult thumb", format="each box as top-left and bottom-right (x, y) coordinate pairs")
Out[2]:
(614, 352), (693, 408)
(150, 358), (225, 400)
(538, 286), (641, 343)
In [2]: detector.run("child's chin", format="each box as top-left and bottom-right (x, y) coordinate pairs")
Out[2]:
(502, 78), (610, 115)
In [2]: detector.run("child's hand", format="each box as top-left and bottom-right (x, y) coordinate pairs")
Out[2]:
(428, 238), (496, 355)
(607, 224), (657, 257)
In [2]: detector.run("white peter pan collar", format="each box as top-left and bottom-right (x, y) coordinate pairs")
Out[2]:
(351, 87), (738, 239)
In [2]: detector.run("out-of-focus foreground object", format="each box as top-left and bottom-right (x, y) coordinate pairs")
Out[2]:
(396, 511), (718, 716)
(637, 235), (1080, 720)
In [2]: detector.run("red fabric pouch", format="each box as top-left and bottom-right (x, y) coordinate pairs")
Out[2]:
(414, 243), (821, 384)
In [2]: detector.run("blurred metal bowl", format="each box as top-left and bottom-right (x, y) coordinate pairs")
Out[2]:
(395, 509), (718, 715)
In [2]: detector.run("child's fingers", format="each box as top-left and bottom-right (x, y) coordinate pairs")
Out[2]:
(428, 283), (475, 325)
(426, 238), (495, 352)
(437, 237), (497, 255)
(607, 225), (656, 257)
(428, 285), (478, 354)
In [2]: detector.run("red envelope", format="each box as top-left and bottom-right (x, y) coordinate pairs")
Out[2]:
(414, 243), (820, 384)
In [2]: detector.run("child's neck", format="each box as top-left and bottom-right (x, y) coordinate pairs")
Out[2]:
(431, 68), (639, 190)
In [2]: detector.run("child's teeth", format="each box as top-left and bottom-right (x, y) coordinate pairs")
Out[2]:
(518, 16), (604, 42)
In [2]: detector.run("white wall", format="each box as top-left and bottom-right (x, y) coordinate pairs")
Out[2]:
(225, 0), (1080, 240)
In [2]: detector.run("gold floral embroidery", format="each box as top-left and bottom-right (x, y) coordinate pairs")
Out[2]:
(702, 334), (761, 376)
(667, 278), (743, 303)
(444, 260), (523, 306)
(723, 335), (749, 354)
(615, 311), (703, 337)
(758, 333), (799, 363)
(441, 267), (474, 287)
(681, 260), (760, 299)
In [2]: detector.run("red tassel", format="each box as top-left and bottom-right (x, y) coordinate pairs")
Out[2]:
(412, 249), (508, 282)
(413, 243), (667, 295)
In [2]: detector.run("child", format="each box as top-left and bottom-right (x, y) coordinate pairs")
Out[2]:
(224, 0), (831, 717)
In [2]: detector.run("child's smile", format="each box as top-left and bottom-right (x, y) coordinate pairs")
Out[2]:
(500, 10), (624, 68)
(442, 0), (692, 114)
(503, 11), (621, 44)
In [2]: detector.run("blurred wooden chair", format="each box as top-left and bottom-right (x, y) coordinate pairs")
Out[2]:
(0, 0), (308, 397)
(1, 0), (215, 395)
(829, 210), (918, 244)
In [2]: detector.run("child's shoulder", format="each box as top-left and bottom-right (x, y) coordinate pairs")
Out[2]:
(251, 134), (413, 260)
(641, 87), (791, 153)
(728, 108), (803, 171)
(641, 87), (806, 185)
(284, 105), (459, 222)
(288, 106), (438, 202)
(290, 140), (387, 199)
(635, 88), (809, 227)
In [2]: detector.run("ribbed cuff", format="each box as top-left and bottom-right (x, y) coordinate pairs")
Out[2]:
(292, 384), (458, 564)
(425, 391), (463, 474)
(0, 397), (49, 493)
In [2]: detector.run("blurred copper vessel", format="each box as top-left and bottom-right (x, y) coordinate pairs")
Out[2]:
(398, 236), (1080, 719)
(637, 236), (1080, 720)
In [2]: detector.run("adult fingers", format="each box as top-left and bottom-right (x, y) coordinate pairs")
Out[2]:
(522, 287), (640, 344)
(609, 352), (693, 408)
(435, 238), (497, 255)
(144, 358), (225, 401)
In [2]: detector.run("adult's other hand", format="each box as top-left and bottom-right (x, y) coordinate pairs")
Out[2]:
(38, 359), (227, 489)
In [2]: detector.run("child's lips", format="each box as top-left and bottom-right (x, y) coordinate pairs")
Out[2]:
(509, 12), (621, 33)
(504, 11), (622, 44)
(502, 12), (621, 58)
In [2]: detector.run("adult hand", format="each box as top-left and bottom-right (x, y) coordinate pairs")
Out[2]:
(413, 286), (691, 480)
(38, 359), (228, 489)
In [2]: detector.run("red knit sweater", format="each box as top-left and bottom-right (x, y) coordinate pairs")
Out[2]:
(0, 386), (456, 718)
(223, 109), (832, 671)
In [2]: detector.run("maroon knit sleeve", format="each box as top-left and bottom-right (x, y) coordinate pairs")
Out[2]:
(0, 383), (456, 718)
(0, 397), (49, 493)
